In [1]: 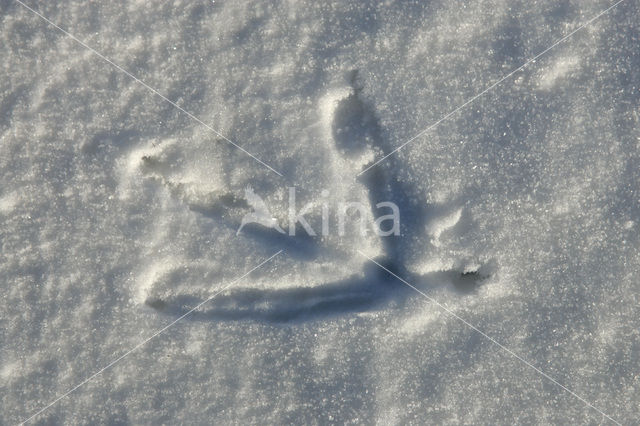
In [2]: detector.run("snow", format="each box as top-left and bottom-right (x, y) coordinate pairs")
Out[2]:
(2, 0), (639, 424)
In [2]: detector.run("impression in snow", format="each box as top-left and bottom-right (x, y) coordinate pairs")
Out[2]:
(135, 73), (494, 322)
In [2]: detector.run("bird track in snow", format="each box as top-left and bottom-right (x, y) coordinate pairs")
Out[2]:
(132, 72), (495, 322)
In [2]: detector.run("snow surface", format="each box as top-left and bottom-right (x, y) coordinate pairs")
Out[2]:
(1, 0), (639, 424)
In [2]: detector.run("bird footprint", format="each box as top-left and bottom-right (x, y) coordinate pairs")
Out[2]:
(126, 72), (494, 322)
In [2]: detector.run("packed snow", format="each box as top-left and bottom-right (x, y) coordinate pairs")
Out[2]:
(1, 0), (639, 424)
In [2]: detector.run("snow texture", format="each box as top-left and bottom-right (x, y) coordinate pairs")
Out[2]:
(1, 0), (639, 424)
